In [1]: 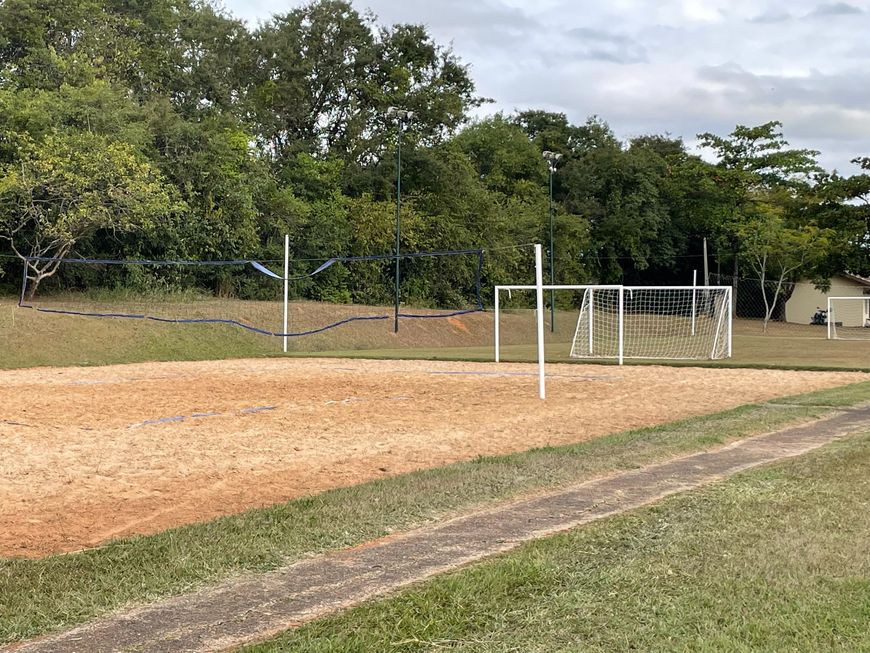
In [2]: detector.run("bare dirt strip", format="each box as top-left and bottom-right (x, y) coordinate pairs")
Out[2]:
(6, 405), (870, 653)
(0, 357), (867, 557)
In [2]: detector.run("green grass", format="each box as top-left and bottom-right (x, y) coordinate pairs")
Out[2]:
(3, 297), (870, 370)
(243, 430), (870, 653)
(1, 381), (869, 644)
(311, 337), (870, 372)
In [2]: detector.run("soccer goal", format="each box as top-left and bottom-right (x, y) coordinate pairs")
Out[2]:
(494, 284), (732, 364)
(827, 296), (870, 340)
(571, 286), (732, 361)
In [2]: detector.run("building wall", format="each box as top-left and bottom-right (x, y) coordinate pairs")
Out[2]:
(785, 276), (870, 327)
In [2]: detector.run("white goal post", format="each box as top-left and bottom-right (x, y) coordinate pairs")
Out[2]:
(494, 284), (733, 364)
(827, 296), (870, 340)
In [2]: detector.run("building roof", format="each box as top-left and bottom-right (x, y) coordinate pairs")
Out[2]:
(842, 272), (870, 287)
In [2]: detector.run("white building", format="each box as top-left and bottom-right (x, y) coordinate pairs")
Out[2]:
(785, 273), (870, 327)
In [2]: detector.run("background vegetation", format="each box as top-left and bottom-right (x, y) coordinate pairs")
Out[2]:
(0, 0), (867, 306)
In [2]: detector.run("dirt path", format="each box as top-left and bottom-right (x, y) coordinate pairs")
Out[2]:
(7, 405), (870, 653)
(1, 358), (867, 557)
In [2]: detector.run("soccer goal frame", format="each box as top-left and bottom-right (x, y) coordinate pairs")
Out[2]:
(494, 284), (733, 365)
(827, 296), (870, 340)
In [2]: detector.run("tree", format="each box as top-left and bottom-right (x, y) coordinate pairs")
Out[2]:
(249, 0), (481, 165)
(736, 197), (833, 330)
(0, 132), (178, 297)
(452, 115), (546, 195)
(0, 0), (253, 114)
(558, 128), (672, 282)
(811, 158), (870, 278)
(513, 111), (618, 158)
(697, 121), (824, 286)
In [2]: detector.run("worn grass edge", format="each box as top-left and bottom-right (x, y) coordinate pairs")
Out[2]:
(1, 380), (870, 643)
(288, 350), (870, 374)
(2, 347), (869, 374)
(241, 430), (870, 653)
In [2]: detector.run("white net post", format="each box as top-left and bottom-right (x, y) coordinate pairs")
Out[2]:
(588, 288), (594, 355)
(283, 234), (289, 353)
(727, 286), (733, 357)
(534, 244), (546, 400)
(569, 286), (621, 361)
(827, 296), (833, 340)
(618, 286), (624, 365)
(494, 286), (501, 362)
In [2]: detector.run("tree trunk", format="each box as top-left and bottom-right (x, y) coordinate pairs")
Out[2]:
(23, 278), (39, 302)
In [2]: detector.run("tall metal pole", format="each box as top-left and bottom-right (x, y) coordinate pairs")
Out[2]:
(548, 164), (555, 333)
(387, 107), (413, 333)
(394, 127), (402, 333)
(542, 151), (561, 333)
(702, 237), (709, 286)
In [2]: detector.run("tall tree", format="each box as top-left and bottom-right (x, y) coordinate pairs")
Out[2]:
(697, 121), (824, 285)
(249, 0), (481, 165)
(811, 158), (870, 278)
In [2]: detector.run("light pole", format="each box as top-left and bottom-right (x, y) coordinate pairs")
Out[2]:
(542, 150), (562, 332)
(386, 107), (414, 333)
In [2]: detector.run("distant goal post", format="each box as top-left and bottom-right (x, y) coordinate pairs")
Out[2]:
(827, 296), (870, 340)
(494, 284), (733, 364)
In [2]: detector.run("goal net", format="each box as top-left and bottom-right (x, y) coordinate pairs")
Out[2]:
(493, 284), (732, 363)
(827, 296), (870, 340)
(569, 286), (732, 361)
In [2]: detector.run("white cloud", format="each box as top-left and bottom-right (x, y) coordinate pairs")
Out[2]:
(223, 0), (870, 173)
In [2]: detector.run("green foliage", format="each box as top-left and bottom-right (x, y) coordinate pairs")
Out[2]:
(810, 160), (870, 278)
(249, 0), (481, 163)
(453, 115), (546, 195)
(698, 121), (822, 188)
(0, 131), (178, 294)
(697, 121), (840, 292)
(0, 0), (865, 307)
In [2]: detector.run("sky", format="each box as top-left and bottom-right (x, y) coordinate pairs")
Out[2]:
(224, 0), (870, 174)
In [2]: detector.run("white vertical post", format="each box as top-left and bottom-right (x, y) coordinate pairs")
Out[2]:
(727, 286), (733, 357)
(691, 269), (697, 337)
(494, 286), (501, 363)
(534, 244), (546, 400)
(617, 286), (624, 365)
(282, 234), (289, 353)
(827, 297), (832, 340)
(588, 288), (594, 355)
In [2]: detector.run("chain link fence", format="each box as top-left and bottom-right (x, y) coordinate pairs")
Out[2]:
(710, 274), (831, 338)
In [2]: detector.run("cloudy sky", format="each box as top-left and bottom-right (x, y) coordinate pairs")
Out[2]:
(225, 0), (870, 174)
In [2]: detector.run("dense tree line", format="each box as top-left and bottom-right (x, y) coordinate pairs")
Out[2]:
(0, 0), (867, 307)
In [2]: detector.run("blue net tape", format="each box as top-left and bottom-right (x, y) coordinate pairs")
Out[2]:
(20, 249), (486, 337)
(20, 305), (397, 337)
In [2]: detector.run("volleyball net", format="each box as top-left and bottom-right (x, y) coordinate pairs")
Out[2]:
(18, 249), (486, 341)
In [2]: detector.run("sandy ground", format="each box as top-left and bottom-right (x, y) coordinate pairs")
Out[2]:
(0, 358), (866, 558)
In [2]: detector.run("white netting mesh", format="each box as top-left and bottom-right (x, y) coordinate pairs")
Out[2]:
(570, 286), (731, 360)
(569, 288), (620, 359)
(829, 297), (870, 340)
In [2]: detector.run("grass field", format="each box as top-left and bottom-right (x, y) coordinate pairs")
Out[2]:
(2, 298), (869, 370)
(2, 381), (868, 644)
(243, 430), (870, 652)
